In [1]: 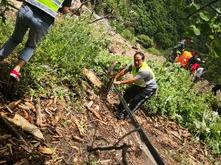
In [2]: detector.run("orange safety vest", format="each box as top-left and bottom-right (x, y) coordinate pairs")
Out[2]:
(176, 51), (193, 68)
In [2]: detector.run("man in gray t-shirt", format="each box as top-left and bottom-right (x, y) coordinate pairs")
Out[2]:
(114, 52), (157, 119)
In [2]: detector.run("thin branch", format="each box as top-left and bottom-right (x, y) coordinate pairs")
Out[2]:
(209, 5), (221, 15)
(88, 128), (139, 152)
(113, 128), (140, 147)
(89, 14), (116, 24)
(186, 0), (221, 19)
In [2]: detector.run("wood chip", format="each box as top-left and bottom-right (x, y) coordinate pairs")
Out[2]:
(38, 146), (55, 155)
(24, 102), (35, 111)
(35, 99), (43, 127)
(73, 117), (85, 137)
(87, 101), (94, 108)
(72, 135), (85, 143)
(86, 104), (102, 120)
(7, 100), (21, 110)
(18, 104), (30, 111)
(82, 68), (102, 88)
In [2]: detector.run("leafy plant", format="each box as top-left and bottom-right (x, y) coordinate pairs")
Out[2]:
(136, 34), (154, 49)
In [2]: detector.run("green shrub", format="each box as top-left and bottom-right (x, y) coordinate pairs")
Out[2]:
(136, 34), (154, 48)
(121, 29), (134, 42)
(155, 32), (173, 49)
(30, 16), (105, 83)
(146, 62), (220, 154)
(147, 47), (162, 56)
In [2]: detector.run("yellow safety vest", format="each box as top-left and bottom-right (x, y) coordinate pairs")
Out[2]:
(131, 62), (155, 87)
(25, 0), (65, 18)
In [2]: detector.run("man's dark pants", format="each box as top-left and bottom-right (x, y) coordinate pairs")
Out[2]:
(117, 85), (156, 117)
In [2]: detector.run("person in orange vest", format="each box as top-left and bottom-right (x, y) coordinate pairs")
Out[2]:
(169, 37), (193, 62)
(0, 0), (73, 81)
(175, 50), (193, 68)
(113, 52), (157, 119)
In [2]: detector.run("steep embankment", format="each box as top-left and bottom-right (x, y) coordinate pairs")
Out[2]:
(0, 1), (220, 165)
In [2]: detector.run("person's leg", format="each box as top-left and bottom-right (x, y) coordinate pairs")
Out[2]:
(116, 85), (140, 119)
(11, 8), (52, 77)
(129, 88), (156, 114)
(0, 5), (28, 60)
(116, 85), (139, 112)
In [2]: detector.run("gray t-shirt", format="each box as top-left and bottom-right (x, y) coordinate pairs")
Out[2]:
(126, 63), (157, 89)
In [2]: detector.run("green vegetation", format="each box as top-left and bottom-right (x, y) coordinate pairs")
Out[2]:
(136, 34), (154, 49)
(147, 62), (220, 155)
(87, 0), (221, 83)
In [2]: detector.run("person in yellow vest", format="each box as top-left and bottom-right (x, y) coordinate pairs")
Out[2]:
(114, 52), (157, 119)
(0, 0), (72, 81)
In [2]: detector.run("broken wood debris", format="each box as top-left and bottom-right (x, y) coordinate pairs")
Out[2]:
(86, 104), (102, 120)
(38, 146), (55, 155)
(7, 100), (21, 110)
(1, 113), (44, 140)
(82, 68), (102, 88)
(72, 135), (86, 143)
(0, 114), (26, 144)
(35, 99), (43, 127)
(88, 129), (140, 165)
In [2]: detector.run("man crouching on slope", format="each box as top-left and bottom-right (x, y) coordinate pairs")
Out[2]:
(114, 52), (157, 120)
(0, 0), (72, 81)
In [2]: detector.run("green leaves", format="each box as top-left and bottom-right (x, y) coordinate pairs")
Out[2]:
(213, 38), (221, 56)
(145, 62), (220, 154)
(199, 12), (210, 22)
(185, 2), (199, 13)
(187, 25), (201, 36)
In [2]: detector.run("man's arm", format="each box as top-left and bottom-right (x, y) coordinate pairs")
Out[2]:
(114, 77), (138, 85)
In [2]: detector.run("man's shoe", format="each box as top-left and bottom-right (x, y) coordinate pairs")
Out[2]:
(10, 69), (21, 82)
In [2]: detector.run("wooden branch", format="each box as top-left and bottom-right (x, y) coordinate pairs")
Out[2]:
(35, 99), (43, 127)
(113, 128), (140, 147)
(88, 143), (130, 151)
(113, 87), (165, 165)
(86, 105), (102, 120)
(186, 0), (221, 19)
(90, 15), (116, 24)
(88, 128), (139, 152)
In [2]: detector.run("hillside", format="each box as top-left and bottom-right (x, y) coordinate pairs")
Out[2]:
(0, 2), (220, 165)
